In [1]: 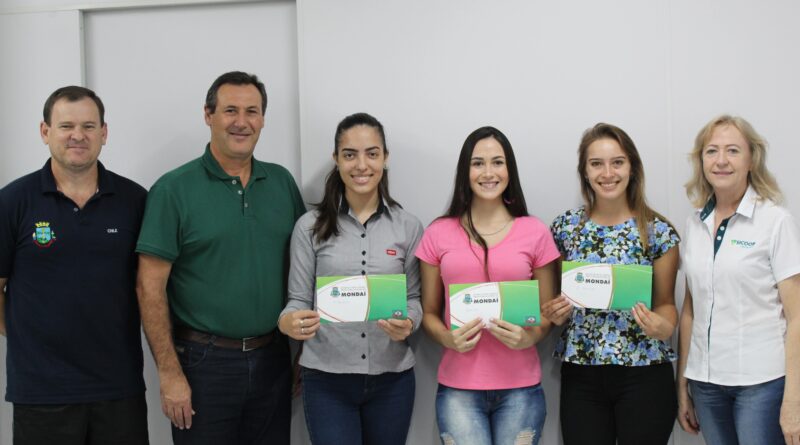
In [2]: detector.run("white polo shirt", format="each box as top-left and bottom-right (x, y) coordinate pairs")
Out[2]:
(682, 185), (800, 385)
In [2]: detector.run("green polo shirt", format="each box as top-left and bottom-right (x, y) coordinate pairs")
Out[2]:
(136, 145), (306, 338)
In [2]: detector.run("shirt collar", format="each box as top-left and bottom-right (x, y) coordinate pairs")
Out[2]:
(39, 158), (116, 196)
(201, 143), (266, 181)
(339, 195), (388, 220)
(735, 185), (758, 218)
(698, 184), (758, 221)
(698, 195), (716, 221)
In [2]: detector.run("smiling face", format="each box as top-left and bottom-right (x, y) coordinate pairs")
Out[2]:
(702, 124), (752, 197)
(204, 83), (265, 162)
(468, 136), (509, 203)
(335, 125), (386, 202)
(584, 137), (631, 204)
(40, 97), (107, 174)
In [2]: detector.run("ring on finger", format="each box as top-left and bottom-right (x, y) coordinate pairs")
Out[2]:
(300, 318), (304, 327)
(301, 327), (305, 335)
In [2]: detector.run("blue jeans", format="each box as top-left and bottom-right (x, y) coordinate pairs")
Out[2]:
(436, 384), (546, 445)
(301, 367), (415, 445)
(689, 377), (784, 445)
(171, 336), (291, 445)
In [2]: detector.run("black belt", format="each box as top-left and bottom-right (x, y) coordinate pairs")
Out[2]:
(174, 326), (276, 352)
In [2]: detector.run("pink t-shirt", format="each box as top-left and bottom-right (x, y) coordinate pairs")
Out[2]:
(415, 216), (560, 390)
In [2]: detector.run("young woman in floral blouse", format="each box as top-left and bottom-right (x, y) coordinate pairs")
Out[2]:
(542, 123), (680, 445)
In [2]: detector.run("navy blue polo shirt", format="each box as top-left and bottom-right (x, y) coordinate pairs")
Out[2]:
(0, 160), (147, 404)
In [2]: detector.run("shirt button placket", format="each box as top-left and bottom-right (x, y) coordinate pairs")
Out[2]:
(707, 248), (715, 380)
(232, 179), (248, 215)
(360, 229), (368, 363)
(361, 231), (367, 275)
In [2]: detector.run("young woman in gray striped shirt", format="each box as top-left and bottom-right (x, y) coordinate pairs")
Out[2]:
(278, 113), (424, 445)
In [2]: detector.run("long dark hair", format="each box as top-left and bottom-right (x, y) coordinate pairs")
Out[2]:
(577, 123), (673, 253)
(443, 126), (528, 279)
(312, 112), (398, 242)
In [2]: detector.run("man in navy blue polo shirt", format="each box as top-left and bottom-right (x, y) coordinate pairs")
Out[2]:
(0, 86), (149, 445)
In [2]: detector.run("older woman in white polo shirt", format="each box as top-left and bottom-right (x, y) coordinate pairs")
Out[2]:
(677, 115), (800, 445)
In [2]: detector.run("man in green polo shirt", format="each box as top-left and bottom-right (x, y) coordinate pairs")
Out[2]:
(136, 71), (305, 445)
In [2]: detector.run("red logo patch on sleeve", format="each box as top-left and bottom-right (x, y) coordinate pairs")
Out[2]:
(386, 249), (397, 256)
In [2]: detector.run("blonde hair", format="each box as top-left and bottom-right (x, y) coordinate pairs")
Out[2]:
(685, 115), (782, 207)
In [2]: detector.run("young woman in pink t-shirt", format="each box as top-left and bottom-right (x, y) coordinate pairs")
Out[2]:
(416, 126), (559, 445)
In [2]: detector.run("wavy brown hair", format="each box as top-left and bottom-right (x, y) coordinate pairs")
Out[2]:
(577, 123), (672, 254)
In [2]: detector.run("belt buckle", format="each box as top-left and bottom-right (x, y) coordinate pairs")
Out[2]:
(241, 336), (256, 352)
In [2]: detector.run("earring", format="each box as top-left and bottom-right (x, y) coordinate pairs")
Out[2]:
(383, 165), (388, 170)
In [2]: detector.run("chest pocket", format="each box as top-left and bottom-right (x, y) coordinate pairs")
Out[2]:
(371, 244), (407, 274)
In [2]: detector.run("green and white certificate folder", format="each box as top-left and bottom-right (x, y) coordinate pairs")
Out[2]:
(448, 280), (541, 330)
(316, 274), (407, 323)
(561, 261), (652, 310)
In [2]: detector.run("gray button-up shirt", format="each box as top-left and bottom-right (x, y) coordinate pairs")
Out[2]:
(282, 201), (424, 374)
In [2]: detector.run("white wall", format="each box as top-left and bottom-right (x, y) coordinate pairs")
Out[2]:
(0, 10), (84, 191)
(3, 0), (800, 444)
(83, 1), (301, 186)
(667, 0), (800, 226)
(0, 0), (260, 14)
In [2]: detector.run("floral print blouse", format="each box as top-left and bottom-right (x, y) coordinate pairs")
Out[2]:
(550, 207), (679, 366)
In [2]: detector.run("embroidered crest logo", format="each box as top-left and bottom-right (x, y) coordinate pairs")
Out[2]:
(32, 221), (56, 247)
(331, 287), (340, 297)
(575, 272), (585, 283)
(463, 294), (472, 305)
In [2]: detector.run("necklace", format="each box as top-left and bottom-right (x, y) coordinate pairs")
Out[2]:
(476, 218), (512, 236)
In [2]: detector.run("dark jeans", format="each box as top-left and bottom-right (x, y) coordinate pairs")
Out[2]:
(301, 367), (415, 445)
(172, 336), (291, 445)
(560, 362), (677, 445)
(13, 393), (148, 445)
